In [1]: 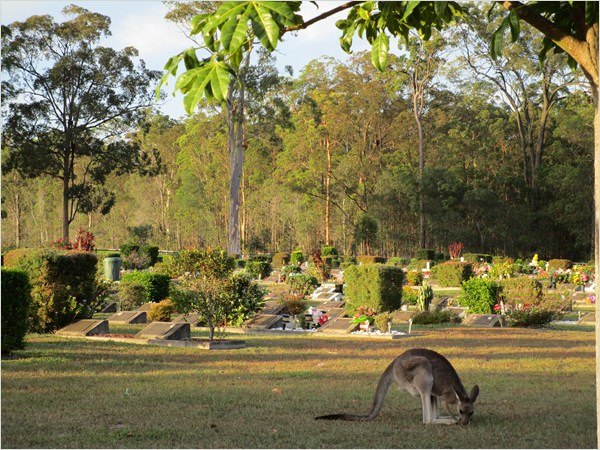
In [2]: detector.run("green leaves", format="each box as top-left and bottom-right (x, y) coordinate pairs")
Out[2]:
(179, 59), (233, 114)
(490, 10), (520, 61)
(371, 32), (389, 71)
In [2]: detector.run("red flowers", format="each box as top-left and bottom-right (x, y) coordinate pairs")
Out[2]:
(318, 314), (329, 326)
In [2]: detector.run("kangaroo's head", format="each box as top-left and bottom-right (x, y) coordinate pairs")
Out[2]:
(455, 385), (479, 425)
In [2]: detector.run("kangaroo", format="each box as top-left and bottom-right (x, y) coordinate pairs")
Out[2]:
(315, 348), (479, 425)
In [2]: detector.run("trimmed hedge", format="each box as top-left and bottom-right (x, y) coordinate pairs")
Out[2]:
(1, 268), (31, 355)
(357, 255), (386, 265)
(415, 249), (435, 260)
(119, 244), (159, 267)
(458, 278), (501, 314)
(412, 310), (457, 325)
(434, 261), (473, 287)
(322, 246), (341, 269)
(344, 264), (404, 314)
(246, 260), (272, 279)
(386, 257), (410, 267)
(463, 253), (493, 263)
(121, 271), (171, 302)
(2, 248), (36, 268)
(290, 250), (304, 265)
(501, 277), (543, 305)
(271, 252), (290, 269)
(548, 259), (572, 271)
(10, 249), (99, 333)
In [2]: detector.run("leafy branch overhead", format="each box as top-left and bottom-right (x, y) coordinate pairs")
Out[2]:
(158, 1), (462, 112)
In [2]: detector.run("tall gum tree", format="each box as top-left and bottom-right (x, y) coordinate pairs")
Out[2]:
(2, 6), (161, 241)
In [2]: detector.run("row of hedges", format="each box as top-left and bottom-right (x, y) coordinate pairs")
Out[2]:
(4, 249), (103, 333)
(344, 265), (404, 314)
(120, 271), (171, 303)
(434, 261), (473, 287)
(120, 243), (160, 267)
(1, 268), (31, 355)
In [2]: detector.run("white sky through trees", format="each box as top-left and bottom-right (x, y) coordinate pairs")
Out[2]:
(1, 0), (372, 119)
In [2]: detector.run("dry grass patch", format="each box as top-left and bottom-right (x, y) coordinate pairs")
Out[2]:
(1, 327), (596, 448)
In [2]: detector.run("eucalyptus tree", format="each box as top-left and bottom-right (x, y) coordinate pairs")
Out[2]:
(2, 6), (161, 241)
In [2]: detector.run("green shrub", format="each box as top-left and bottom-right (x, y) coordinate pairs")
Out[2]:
(321, 246), (338, 257)
(140, 245), (159, 266)
(501, 277), (543, 306)
(121, 271), (171, 302)
(321, 247), (339, 268)
(386, 257), (409, 267)
(435, 261), (473, 287)
(488, 261), (518, 280)
(281, 264), (302, 278)
(226, 273), (267, 325)
(435, 253), (447, 261)
(290, 249), (304, 265)
(505, 308), (557, 327)
(405, 271), (423, 286)
(11, 249), (100, 333)
(458, 278), (501, 314)
(2, 248), (36, 268)
(148, 298), (176, 322)
(407, 259), (433, 271)
(122, 250), (151, 270)
(165, 249), (235, 279)
(357, 255), (386, 265)
(548, 259), (572, 271)
(411, 310), (457, 325)
(417, 281), (434, 312)
(374, 312), (392, 332)
(120, 243), (139, 257)
(340, 256), (357, 269)
(492, 256), (514, 265)
(246, 260), (272, 279)
(250, 254), (272, 263)
(463, 253), (493, 263)
(1, 269), (31, 355)
(271, 252), (290, 269)
(415, 249), (435, 260)
(118, 282), (147, 310)
(344, 265), (404, 314)
(287, 273), (318, 296)
(402, 286), (419, 305)
(235, 258), (247, 269)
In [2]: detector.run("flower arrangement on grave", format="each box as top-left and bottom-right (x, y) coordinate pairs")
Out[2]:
(280, 293), (307, 329)
(351, 306), (377, 329)
(587, 294), (596, 304)
(448, 242), (463, 260)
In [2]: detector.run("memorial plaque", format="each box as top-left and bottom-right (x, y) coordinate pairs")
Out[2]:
(392, 310), (418, 323)
(322, 307), (345, 320)
(171, 313), (202, 326)
(101, 302), (118, 313)
(462, 314), (503, 327)
(315, 292), (343, 302)
(244, 314), (283, 329)
(137, 302), (154, 312)
(260, 301), (284, 315)
(315, 300), (345, 309)
(56, 319), (109, 336)
(317, 317), (358, 334)
(135, 322), (191, 340)
(108, 311), (147, 324)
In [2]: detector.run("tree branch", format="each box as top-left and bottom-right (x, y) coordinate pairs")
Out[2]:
(283, 1), (361, 34)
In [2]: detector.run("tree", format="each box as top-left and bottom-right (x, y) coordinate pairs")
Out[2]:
(2, 6), (161, 241)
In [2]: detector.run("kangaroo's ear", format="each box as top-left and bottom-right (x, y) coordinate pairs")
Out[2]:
(470, 385), (480, 402)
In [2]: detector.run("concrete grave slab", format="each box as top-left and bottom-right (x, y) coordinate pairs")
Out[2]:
(321, 307), (345, 320)
(101, 302), (118, 313)
(244, 314), (283, 330)
(317, 317), (359, 334)
(315, 292), (344, 302)
(171, 313), (202, 326)
(135, 322), (191, 340)
(56, 319), (109, 337)
(260, 301), (285, 315)
(462, 314), (504, 327)
(108, 311), (147, 324)
(137, 302), (154, 312)
(315, 300), (346, 309)
(578, 311), (596, 323)
(392, 311), (418, 323)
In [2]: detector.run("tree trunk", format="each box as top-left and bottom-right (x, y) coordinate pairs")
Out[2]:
(240, 170), (247, 257)
(415, 110), (425, 249)
(227, 90), (244, 256)
(325, 136), (332, 246)
(62, 173), (70, 242)
(14, 191), (21, 248)
(592, 83), (600, 449)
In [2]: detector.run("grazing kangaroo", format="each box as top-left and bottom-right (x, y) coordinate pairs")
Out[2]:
(315, 348), (479, 425)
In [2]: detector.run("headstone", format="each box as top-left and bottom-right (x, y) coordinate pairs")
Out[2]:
(137, 302), (154, 312)
(171, 313), (202, 326)
(462, 314), (503, 327)
(135, 322), (191, 340)
(101, 302), (118, 313)
(244, 314), (283, 330)
(392, 310), (418, 323)
(260, 301), (285, 315)
(56, 319), (109, 337)
(317, 317), (359, 334)
(108, 311), (147, 324)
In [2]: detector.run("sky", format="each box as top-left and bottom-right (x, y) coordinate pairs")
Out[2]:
(0, 1), (373, 119)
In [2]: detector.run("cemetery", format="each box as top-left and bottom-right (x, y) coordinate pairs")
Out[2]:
(1, 1), (598, 449)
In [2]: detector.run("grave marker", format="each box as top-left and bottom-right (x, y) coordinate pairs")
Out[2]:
(171, 313), (202, 326)
(108, 311), (147, 324)
(462, 314), (504, 327)
(135, 322), (191, 340)
(244, 314), (283, 330)
(317, 317), (359, 334)
(260, 301), (285, 315)
(101, 302), (118, 313)
(137, 302), (154, 312)
(56, 319), (109, 336)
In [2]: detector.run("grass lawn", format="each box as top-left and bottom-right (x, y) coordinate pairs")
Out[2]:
(1, 326), (596, 448)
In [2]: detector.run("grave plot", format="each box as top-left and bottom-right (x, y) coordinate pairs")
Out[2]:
(392, 310), (418, 323)
(243, 314), (284, 330)
(108, 311), (147, 324)
(56, 319), (109, 337)
(136, 302), (154, 312)
(578, 311), (596, 324)
(259, 300), (285, 315)
(101, 302), (117, 313)
(462, 314), (504, 327)
(316, 317), (359, 334)
(135, 322), (191, 340)
(171, 313), (202, 326)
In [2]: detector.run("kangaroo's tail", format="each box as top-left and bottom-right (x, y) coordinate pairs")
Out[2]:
(315, 361), (395, 421)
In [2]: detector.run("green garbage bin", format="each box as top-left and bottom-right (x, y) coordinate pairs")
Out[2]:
(103, 256), (122, 281)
